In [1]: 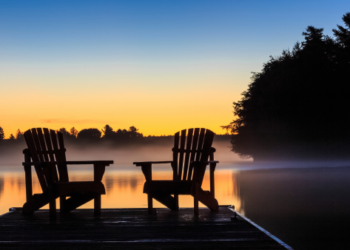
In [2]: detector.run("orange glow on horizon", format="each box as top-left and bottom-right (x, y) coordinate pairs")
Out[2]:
(1, 74), (244, 138)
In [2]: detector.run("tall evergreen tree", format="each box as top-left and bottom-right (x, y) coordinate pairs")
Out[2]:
(224, 13), (350, 160)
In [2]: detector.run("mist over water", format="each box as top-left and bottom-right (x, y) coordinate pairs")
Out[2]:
(0, 138), (250, 170)
(2, 139), (350, 249)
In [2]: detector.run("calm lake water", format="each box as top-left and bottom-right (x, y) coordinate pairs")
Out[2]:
(1, 161), (350, 250)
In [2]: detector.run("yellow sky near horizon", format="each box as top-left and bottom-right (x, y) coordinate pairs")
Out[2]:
(1, 69), (246, 138)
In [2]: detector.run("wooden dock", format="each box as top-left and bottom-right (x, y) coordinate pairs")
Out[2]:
(0, 206), (292, 249)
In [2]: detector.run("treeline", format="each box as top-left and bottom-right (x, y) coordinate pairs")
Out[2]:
(223, 13), (350, 160)
(0, 125), (230, 147)
(0, 125), (147, 146)
(57, 125), (144, 143)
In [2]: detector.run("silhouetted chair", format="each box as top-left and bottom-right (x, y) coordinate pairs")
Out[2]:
(134, 128), (219, 214)
(22, 128), (113, 218)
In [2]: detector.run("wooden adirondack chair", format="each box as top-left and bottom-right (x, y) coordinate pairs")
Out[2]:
(22, 128), (113, 218)
(134, 128), (219, 214)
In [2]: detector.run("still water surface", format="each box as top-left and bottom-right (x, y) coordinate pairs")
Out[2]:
(1, 162), (350, 250)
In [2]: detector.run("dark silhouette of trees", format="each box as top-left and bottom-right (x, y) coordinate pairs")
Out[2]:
(58, 128), (70, 136)
(102, 125), (115, 139)
(77, 128), (102, 140)
(0, 127), (4, 141)
(128, 126), (142, 138)
(224, 13), (350, 160)
(333, 13), (350, 46)
(101, 125), (143, 142)
(16, 129), (24, 140)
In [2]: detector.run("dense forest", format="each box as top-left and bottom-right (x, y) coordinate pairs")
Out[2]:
(223, 13), (350, 161)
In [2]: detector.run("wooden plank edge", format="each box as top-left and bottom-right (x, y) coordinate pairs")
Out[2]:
(0, 207), (20, 217)
(227, 206), (294, 250)
(0, 238), (277, 244)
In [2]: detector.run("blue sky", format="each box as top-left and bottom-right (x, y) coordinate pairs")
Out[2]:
(0, 0), (349, 136)
(1, 0), (348, 63)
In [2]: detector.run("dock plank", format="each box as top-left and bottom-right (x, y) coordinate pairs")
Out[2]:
(0, 206), (290, 249)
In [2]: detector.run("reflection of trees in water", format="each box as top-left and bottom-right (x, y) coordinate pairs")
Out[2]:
(233, 172), (244, 215)
(0, 175), (25, 201)
(104, 175), (142, 193)
(17, 177), (25, 191)
(105, 177), (114, 191)
(129, 178), (138, 190)
(0, 176), (4, 199)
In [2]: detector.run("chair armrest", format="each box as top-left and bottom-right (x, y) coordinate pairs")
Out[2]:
(133, 161), (173, 166)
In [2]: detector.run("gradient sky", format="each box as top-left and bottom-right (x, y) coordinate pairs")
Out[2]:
(1, 0), (349, 137)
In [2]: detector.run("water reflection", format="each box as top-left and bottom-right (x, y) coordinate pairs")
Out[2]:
(236, 166), (350, 250)
(0, 176), (4, 200)
(0, 168), (243, 215)
(3, 163), (350, 249)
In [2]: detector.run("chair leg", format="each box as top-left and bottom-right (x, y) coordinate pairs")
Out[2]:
(148, 194), (153, 214)
(60, 196), (66, 213)
(197, 190), (219, 211)
(94, 194), (101, 216)
(194, 187), (199, 215)
(194, 195), (199, 215)
(49, 198), (56, 219)
(174, 194), (179, 210)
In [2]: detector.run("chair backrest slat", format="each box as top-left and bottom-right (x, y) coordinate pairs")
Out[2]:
(173, 132), (180, 181)
(23, 128), (69, 191)
(56, 132), (69, 182)
(195, 128), (206, 162)
(197, 130), (215, 184)
(31, 128), (54, 186)
(31, 129), (45, 162)
(187, 128), (200, 180)
(177, 130), (187, 181)
(49, 130), (60, 159)
(37, 128), (59, 183)
(182, 128), (193, 181)
(43, 128), (56, 162)
(172, 128), (215, 182)
(36, 129), (50, 162)
(24, 129), (47, 191)
(57, 133), (66, 159)
(33, 128), (53, 185)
